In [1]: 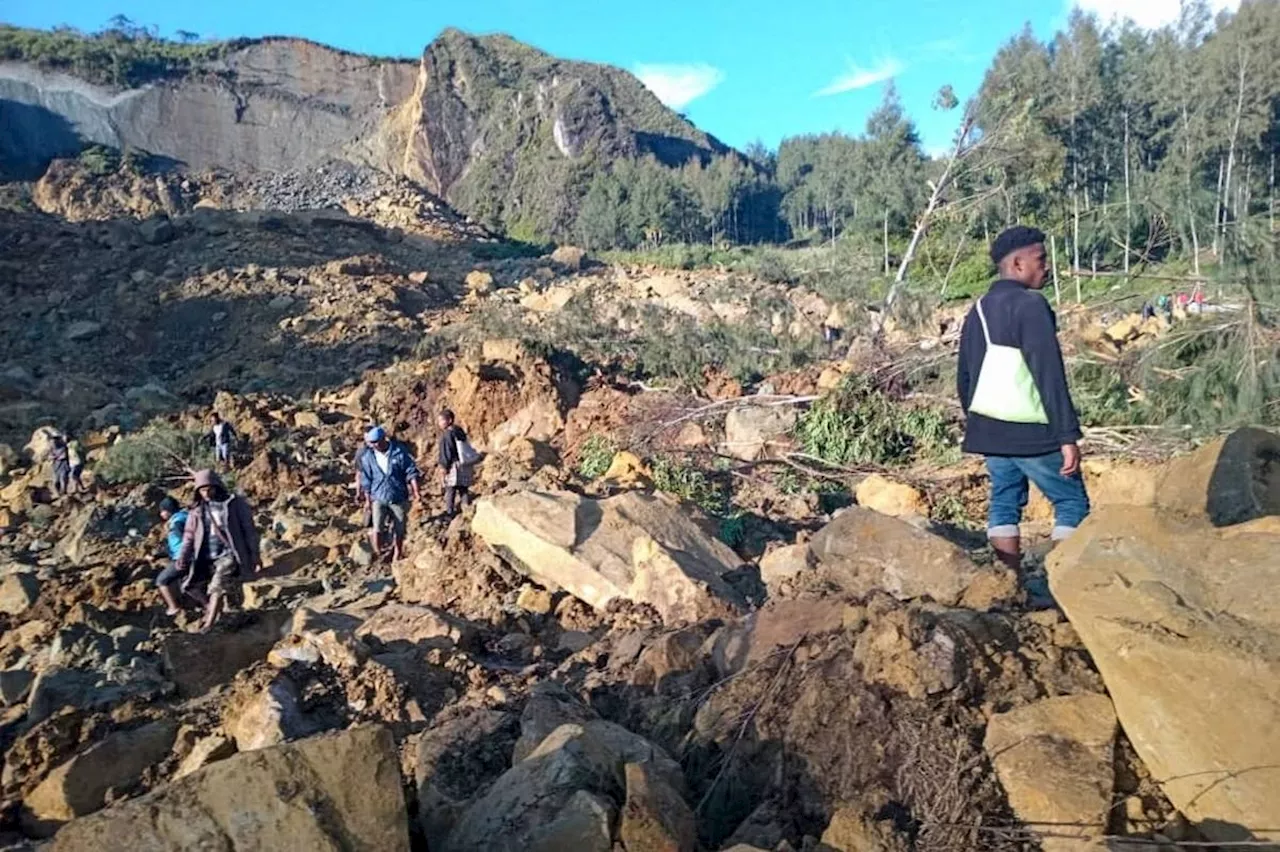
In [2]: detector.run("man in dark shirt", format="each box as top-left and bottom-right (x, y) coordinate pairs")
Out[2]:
(436, 409), (475, 518)
(957, 226), (1090, 571)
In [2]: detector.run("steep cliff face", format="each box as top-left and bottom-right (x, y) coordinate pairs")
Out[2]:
(0, 39), (416, 178)
(1, 29), (731, 238)
(400, 29), (729, 236)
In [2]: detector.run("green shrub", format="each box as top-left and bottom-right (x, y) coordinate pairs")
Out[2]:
(797, 375), (959, 467)
(0, 24), (239, 87)
(651, 455), (726, 516)
(97, 424), (214, 485)
(77, 144), (119, 176)
(577, 434), (617, 480)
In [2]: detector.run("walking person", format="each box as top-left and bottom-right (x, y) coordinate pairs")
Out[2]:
(356, 426), (421, 563)
(175, 470), (261, 632)
(46, 429), (72, 497)
(957, 226), (1090, 572)
(66, 435), (85, 494)
(436, 409), (478, 518)
(209, 413), (237, 470)
(155, 496), (206, 616)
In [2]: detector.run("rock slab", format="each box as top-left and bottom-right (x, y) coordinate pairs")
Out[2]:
(49, 725), (407, 852)
(472, 489), (744, 624)
(984, 694), (1117, 852)
(1048, 506), (1280, 841)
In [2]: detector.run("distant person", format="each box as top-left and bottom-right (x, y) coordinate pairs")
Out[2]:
(155, 496), (206, 616)
(956, 226), (1090, 572)
(1156, 293), (1173, 321)
(1141, 300), (1155, 321)
(66, 435), (85, 494)
(356, 426), (421, 563)
(47, 430), (71, 497)
(175, 469), (261, 632)
(437, 409), (479, 518)
(208, 413), (237, 470)
(1189, 284), (1206, 315)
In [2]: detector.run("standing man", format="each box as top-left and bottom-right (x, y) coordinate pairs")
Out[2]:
(957, 226), (1090, 571)
(175, 470), (261, 632)
(209, 413), (237, 470)
(357, 426), (421, 563)
(47, 430), (72, 497)
(436, 409), (476, 518)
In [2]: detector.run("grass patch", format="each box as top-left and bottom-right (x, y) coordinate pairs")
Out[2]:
(797, 375), (960, 467)
(576, 434), (617, 480)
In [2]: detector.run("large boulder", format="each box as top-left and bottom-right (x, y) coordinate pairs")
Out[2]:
(722, 404), (797, 462)
(23, 720), (179, 834)
(48, 725), (407, 852)
(415, 709), (520, 845)
(472, 489), (744, 624)
(1047, 507), (1280, 841)
(0, 572), (40, 615)
(809, 507), (1014, 608)
(1152, 427), (1280, 526)
(984, 694), (1117, 852)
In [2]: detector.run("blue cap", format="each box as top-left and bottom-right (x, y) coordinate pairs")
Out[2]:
(365, 426), (387, 444)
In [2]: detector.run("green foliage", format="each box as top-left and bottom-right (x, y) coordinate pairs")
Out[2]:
(0, 24), (237, 87)
(576, 435), (617, 480)
(97, 424), (214, 485)
(797, 375), (959, 467)
(651, 455), (726, 516)
(717, 512), (748, 548)
(76, 144), (119, 176)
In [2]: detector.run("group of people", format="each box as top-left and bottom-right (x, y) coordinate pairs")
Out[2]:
(154, 408), (479, 629)
(1141, 284), (1208, 322)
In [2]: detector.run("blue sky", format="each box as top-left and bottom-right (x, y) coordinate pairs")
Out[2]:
(2, 0), (1234, 154)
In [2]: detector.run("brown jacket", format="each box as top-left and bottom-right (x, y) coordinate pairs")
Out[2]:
(176, 495), (260, 578)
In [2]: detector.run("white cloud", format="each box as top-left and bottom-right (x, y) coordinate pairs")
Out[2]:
(1073, 0), (1239, 30)
(814, 58), (904, 97)
(633, 63), (725, 110)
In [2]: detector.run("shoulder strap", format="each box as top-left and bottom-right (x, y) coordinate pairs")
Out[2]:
(975, 298), (993, 346)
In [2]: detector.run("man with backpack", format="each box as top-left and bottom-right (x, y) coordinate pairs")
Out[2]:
(957, 226), (1090, 572)
(357, 425), (421, 563)
(436, 409), (479, 518)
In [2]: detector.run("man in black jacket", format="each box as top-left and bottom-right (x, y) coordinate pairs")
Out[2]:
(436, 409), (475, 517)
(957, 226), (1090, 571)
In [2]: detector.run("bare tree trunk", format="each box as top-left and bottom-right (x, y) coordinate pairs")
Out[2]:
(1123, 110), (1132, 275)
(1181, 103), (1201, 275)
(1220, 42), (1248, 257)
(1050, 234), (1061, 305)
(939, 233), (967, 297)
(1214, 154), (1225, 257)
(882, 209), (890, 276)
(1270, 151), (1275, 253)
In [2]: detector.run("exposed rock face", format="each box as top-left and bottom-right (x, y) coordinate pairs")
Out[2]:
(0, 41), (417, 179)
(471, 489), (745, 624)
(984, 694), (1117, 852)
(722, 404), (797, 461)
(47, 725), (408, 852)
(1048, 506), (1280, 841)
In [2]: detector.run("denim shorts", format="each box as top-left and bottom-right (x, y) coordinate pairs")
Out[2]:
(986, 451), (1091, 541)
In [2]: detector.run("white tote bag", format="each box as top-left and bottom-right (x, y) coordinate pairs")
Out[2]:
(968, 298), (1049, 424)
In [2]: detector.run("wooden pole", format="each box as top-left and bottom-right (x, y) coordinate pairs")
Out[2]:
(1050, 235), (1061, 305)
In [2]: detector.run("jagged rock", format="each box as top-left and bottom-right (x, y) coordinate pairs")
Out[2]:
(268, 544), (329, 575)
(48, 726), (407, 852)
(136, 216), (175, 245)
(757, 542), (814, 589)
(443, 723), (625, 852)
(1048, 506), (1280, 841)
(722, 404), (797, 461)
(809, 507), (1014, 608)
(465, 270), (495, 294)
(516, 585), (554, 614)
(0, 572), (40, 615)
(64, 321), (102, 341)
(630, 627), (711, 695)
(0, 668), (35, 706)
(174, 734), (236, 780)
(223, 674), (321, 751)
(821, 798), (908, 852)
(513, 682), (601, 763)
(23, 720), (179, 834)
(242, 576), (326, 609)
(984, 694), (1117, 852)
(855, 474), (927, 519)
(551, 245), (588, 270)
(472, 489), (744, 624)
(619, 760), (696, 852)
(415, 709), (520, 844)
(356, 603), (479, 651)
(602, 450), (650, 488)
(707, 599), (846, 679)
(269, 608), (368, 670)
(26, 664), (171, 725)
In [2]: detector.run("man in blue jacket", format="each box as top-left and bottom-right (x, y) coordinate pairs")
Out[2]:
(357, 426), (422, 563)
(957, 226), (1090, 571)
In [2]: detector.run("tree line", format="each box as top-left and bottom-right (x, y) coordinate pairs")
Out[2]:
(569, 0), (1280, 278)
